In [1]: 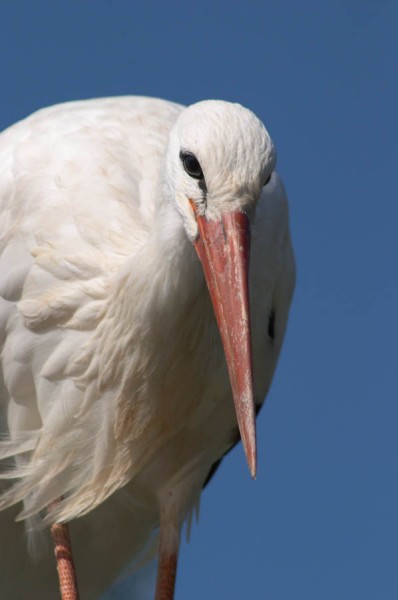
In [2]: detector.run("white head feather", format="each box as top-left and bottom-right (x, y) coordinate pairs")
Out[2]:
(163, 100), (276, 238)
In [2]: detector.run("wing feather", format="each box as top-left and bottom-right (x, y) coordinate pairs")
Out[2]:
(0, 97), (183, 522)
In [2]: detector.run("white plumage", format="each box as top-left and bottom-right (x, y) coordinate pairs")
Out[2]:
(0, 96), (295, 598)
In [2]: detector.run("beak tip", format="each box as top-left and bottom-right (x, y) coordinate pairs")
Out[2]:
(248, 452), (257, 480)
(242, 428), (257, 479)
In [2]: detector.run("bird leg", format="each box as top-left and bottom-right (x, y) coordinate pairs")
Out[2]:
(50, 517), (80, 600)
(154, 518), (180, 600)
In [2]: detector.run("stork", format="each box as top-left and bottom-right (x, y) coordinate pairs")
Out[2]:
(0, 97), (295, 599)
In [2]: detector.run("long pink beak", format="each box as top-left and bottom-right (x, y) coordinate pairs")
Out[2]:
(192, 204), (257, 478)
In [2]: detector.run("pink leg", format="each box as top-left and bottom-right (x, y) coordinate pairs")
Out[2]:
(51, 520), (80, 600)
(154, 523), (180, 600)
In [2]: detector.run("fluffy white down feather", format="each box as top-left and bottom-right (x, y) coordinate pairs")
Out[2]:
(0, 97), (295, 598)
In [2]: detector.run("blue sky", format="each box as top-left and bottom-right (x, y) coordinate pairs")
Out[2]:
(1, 1), (397, 598)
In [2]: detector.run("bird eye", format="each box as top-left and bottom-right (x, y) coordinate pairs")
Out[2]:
(263, 173), (272, 187)
(180, 151), (204, 180)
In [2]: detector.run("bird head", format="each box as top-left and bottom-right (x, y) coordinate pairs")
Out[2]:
(165, 101), (276, 478)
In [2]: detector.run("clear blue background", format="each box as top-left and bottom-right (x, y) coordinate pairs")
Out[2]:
(1, 1), (397, 598)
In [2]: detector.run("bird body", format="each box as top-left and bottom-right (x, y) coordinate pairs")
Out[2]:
(0, 97), (295, 598)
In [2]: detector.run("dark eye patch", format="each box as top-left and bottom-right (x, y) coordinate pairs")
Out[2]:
(180, 151), (204, 180)
(263, 173), (272, 187)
